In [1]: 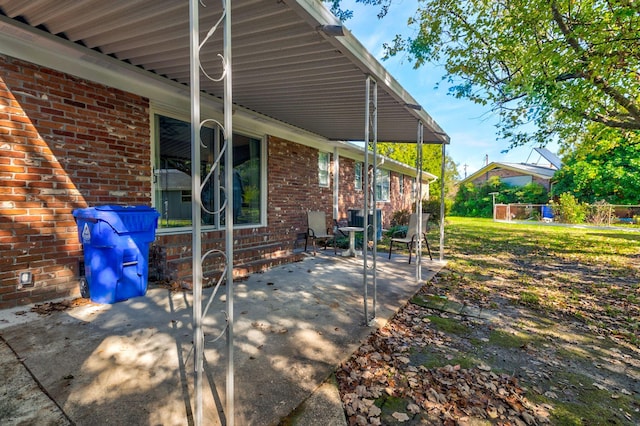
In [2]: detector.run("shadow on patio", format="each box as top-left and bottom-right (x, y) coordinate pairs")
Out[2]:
(0, 251), (445, 425)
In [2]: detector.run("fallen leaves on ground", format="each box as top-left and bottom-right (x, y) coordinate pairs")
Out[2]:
(30, 298), (94, 315)
(337, 303), (550, 425)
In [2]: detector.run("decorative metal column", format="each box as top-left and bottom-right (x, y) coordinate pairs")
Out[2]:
(363, 75), (378, 325)
(189, 1), (203, 422)
(415, 121), (424, 282)
(189, 0), (234, 425)
(440, 141), (446, 261)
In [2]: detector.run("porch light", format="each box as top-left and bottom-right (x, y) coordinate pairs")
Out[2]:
(318, 24), (345, 37)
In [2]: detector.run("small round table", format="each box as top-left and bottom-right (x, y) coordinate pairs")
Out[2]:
(338, 226), (364, 257)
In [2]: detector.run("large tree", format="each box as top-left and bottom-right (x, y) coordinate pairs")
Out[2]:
(331, 0), (640, 149)
(376, 142), (459, 200)
(551, 127), (640, 204)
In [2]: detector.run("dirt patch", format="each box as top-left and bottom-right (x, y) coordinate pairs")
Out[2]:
(29, 298), (95, 315)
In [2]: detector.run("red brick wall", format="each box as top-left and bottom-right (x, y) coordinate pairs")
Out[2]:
(267, 136), (333, 232)
(153, 136), (334, 285)
(337, 160), (414, 228)
(0, 55), (150, 308)
(0, 54), (422, 307)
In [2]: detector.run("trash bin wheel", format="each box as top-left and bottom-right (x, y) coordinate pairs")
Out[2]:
(79, 277), (90, 299)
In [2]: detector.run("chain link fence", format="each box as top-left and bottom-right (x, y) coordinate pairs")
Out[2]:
(494, 203), (640, 226)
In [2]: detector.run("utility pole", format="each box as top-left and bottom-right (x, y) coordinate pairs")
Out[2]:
(463, 163), (468, 178)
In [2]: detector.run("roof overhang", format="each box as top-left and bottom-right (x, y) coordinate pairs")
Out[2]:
(0, 0), (449, 145)
(461, 162), (556, 185)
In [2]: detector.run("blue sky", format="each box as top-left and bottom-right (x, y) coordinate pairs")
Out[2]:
(338, 0), (558, 177)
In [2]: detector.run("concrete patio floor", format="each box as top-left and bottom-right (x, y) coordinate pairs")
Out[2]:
(0, 251), (445, 425)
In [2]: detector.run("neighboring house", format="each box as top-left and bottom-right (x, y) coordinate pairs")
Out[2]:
(0, 0), (448, 308)
(460, 148), (562, 191)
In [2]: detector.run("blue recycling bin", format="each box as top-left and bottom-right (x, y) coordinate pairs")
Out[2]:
(541, 205), (554, 221)
(73, 205), (160, 304)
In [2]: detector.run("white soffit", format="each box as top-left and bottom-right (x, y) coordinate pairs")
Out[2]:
(0, 0), (449, 144)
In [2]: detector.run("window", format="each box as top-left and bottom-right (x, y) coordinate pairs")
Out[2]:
(354, 162), (363, 191)
(153, 114), (264, 229)
(375, 169), (390, 201)
(318, 152), (330, 187)
(502, 175), (532, 187)
(398, 174), (404, 194)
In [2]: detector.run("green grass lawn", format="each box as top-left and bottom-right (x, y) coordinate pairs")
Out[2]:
(340, 216), (640, 425)
(438, 217), (640, 346)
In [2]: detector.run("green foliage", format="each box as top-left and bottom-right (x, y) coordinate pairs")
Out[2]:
(553, 193), (587, 224)
(376, 142), (459, 202)
(332, 0), (640, 150)
(452, 176), (549, 217)
(552, 127), (640, 204)
(390, 209), (411, 226)
(386, 224), (407, 238)
(422, 198), (450, 224)
(391, 0), (640, 149)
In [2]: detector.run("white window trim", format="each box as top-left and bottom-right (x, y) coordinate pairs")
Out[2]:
(376, 168), (391, 202)
(318, 151), (330, 188)
(355, 161), (363, 191)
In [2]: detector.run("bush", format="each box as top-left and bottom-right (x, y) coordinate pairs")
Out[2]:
(585, 200), (613, 225)
(553, 193), (587, 224)
(452, 176), (548, 218)
(390, 209), (411, 226)
(422, 198), (451, 224)
(386, 224), (407, 238)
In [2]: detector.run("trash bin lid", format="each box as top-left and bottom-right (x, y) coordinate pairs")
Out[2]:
(74, 205), (159, 234)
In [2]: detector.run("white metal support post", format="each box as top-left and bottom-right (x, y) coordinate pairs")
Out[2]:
(363, 76), (378, 325)
(371, 78), (378, 320)
(223, 0), (235, 422)
(190, 0), (234, 424)
(188, 2), (203, 424)
(415, 122), (424, 282)
(439, 142), (446, 261)
(333, 147), (339, 221)
(363, 77), (370, 324)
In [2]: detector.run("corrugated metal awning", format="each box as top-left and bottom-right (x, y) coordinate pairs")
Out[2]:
(0, 0), (449, 144)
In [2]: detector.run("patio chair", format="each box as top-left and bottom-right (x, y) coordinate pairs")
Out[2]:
(388, 213), (432, 263)
(305, 211), (336, 255)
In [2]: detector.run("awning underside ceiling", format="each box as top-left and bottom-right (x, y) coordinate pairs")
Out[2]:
(0, 0), (448, 144)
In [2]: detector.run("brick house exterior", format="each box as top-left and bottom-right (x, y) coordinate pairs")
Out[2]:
(0, 55), (432, 308)
(462, 162), (558, 192)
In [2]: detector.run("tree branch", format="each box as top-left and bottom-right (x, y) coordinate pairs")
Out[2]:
(550, 1), (640, 125)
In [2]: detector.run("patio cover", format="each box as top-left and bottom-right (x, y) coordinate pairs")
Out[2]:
(0, 0), (449, 145)
(0, 2), (450, 424)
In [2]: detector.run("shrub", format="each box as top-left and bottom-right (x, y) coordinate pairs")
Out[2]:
(390, 209), (411, 226)
(452, 177), (548, 218)
(386, 224), (407, 238)
(586, 200), (613, 225)
(422, 198), (451, 224)
(554, 193), (587, 224)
